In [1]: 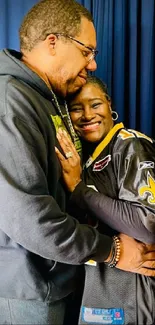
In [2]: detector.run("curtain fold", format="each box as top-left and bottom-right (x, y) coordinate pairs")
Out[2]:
(0, 0), (154, 137)
(80, 0), (155, 137)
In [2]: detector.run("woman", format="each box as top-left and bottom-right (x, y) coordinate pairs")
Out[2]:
(56, 76), (155, 325)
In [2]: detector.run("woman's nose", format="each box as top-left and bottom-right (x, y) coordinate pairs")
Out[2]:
(82, 107), (95, 120)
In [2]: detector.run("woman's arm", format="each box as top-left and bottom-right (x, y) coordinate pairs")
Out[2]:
(56, 129), (155, 244)
(70, 181), (155, 243)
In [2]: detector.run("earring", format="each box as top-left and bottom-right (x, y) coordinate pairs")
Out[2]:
(111, 110), (118, 121)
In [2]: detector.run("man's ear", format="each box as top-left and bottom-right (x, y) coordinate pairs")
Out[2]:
(46, 34), (57, 53)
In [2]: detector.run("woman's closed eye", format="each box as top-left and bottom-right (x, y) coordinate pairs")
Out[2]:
(91, 102), (102, 109)
(70, 106), (83, 113)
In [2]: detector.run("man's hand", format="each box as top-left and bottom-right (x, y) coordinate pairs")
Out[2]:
(116, 233), (155, 276)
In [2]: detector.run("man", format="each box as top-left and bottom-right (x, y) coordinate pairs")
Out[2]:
(0, 0), (155, 324)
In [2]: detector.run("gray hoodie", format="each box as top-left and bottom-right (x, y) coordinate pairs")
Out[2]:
(0, 49), (112, 302)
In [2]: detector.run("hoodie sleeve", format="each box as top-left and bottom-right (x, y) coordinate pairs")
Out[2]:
(0, 80), (112, 264)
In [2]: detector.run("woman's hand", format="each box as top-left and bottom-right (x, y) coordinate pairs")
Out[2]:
(55, 129), (82, 192)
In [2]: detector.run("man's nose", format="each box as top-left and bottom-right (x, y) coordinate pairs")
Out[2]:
(86, 58), (97, 71)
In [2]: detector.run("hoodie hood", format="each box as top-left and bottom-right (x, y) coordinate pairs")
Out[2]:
(0, 49), (53, 101)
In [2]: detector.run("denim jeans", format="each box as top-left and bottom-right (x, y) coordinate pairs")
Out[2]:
(0, 297), (65, 324)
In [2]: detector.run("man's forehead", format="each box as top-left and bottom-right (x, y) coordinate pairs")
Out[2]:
(77, 18), (97, 48)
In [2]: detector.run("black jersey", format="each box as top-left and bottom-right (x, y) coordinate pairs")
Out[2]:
(70, 123), (155, 324)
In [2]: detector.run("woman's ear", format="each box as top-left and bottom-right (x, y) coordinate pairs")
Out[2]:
(108, 101), (112, 112)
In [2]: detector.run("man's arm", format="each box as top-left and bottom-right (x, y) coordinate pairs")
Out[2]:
(0, 81), (114, 265)
(0, 116), (113, 264)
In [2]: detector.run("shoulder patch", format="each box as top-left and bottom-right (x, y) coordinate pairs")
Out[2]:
(93, 155), (111, 171)
(118, 129), (153, 143)
(128, 129), (153, 143)
(118, 129), (135, 140)
(138, 161), (154, 170)
(139, 172), (155, 204)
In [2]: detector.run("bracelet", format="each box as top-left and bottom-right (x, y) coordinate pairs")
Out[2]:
(106, 236), (121, 268)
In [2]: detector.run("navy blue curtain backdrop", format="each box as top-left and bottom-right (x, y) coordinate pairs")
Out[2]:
(0, 0), (154, 136)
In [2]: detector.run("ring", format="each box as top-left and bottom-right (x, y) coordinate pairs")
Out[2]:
(65, 151), (73, 159)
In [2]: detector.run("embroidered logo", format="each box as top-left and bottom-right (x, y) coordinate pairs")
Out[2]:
(139, 172), (155, 204)
(93, 155), (111, 171)
(138, 161), (154, 170)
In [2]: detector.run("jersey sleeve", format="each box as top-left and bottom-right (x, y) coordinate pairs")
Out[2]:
(114, 131), (155, 235)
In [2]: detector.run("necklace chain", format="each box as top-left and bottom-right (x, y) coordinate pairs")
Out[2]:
(50, 89), (82, 154)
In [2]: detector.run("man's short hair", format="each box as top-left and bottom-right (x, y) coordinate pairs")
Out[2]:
(19, 0), (93, 51)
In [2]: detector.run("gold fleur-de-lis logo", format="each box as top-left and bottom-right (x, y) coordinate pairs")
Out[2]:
(139, 172), (155, 204)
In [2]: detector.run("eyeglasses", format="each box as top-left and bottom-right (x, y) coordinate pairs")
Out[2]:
(54, 33), (98, 62)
